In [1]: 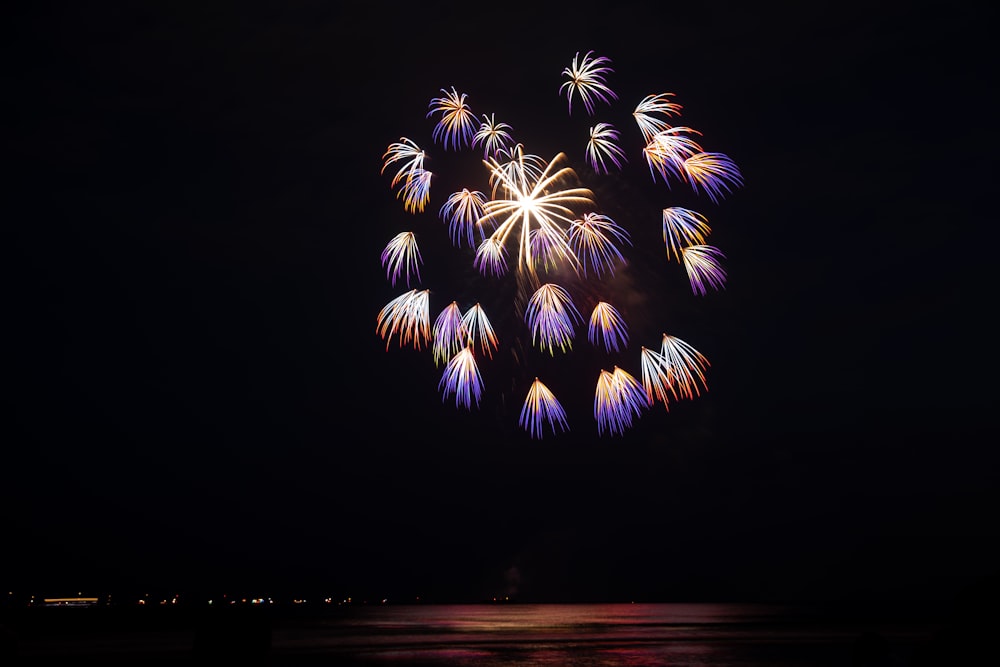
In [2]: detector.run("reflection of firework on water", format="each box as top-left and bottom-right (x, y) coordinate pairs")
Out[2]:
(376, 51), (742, 439)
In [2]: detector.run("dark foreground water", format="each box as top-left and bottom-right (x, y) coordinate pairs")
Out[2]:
(1, 601), (986, 666)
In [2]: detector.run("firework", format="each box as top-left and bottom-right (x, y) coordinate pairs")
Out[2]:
(560, 50), (618, 116)
(586, 122), (628, 174)
(488, 144), (546, 197)
(683, 152), (744, 204)
(473, 237), (508, 278)
(377, 50), (741, 438)
(438, 346), (484, 410)
(588, 301), (629, 353)
(660, 334), (711, 401)
(639, 335), (710, 409)
(376, 289), (430, 351)
(381, 137), (426, 187)
(382, 137), (432, 214)
(461, 303), (498, 359)
(525, 283), (584, 355)
(640, 346), (672, 411)
(472, 113), (514, 158)
(568, 212), (631, 278)
(478, 151), (593, 278)
(439, 188), (487, 248)
(594, 367), (648, 437)
(643, 127), (703, 185)
(380, 231), (423, 287)
(682, 244), (728, 296)
(662, 207), (711, 263)
(432, 302), (467, 367)
(427, 87), (477, 151)
(519, 378), (570, 439)
(633, 93), (683, 143)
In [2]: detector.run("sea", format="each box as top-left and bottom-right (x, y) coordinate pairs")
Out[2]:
(6, 601), (965, 666)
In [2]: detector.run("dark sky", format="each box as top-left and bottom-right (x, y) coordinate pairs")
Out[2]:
(8, 2), (997, 604)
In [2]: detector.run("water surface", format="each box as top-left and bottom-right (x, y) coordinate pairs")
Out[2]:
(267, 602), (942, 666)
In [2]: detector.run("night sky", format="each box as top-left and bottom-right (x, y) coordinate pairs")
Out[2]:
(8, 2), (997, 605)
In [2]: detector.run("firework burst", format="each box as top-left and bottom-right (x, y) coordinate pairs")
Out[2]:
(377, 51), (742, 438)
(380, 231), (423, 287)
(560, 50), (618, 116)
(519, 378), (570, 439)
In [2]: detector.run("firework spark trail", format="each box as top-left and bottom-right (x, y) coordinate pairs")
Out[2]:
(662, 207), (712, 264)
(473, 113), (514, 158)
(398, 167), (433, 214)
(376, 289), (430, 351)
(519, 378), (570, 439)
(427, 86), (477, 151)
(633, 93), (683, 144)
(461, 303), (498, 359)
(643, 127), (703, 185)
(594, 367), (648, 436)
(439, 188), (488, 248)
(529, 226), (576, 275)
(682, 152), (744, 204)
(432, 302), (468, 367)
(588, 301), (629, 353)
(560, 50), (618, 116)
(473, 237), (508, 277)
(478, 152), (593, 278)
(586, 122), (628, 174)
(381, 137), (426, 187)
(376, 50), (742, 438)
(682, 244), (728, 295)
(658, 334), (711, 401)
(382, 138), (433, 213)
(488, 144), (546, 198)
(380, 231), (423, 287)
(439, 346), (484, 410)
(640, 346), (672, 411)
(568, 212), (632, 278)
(525, 283), (583, 355)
